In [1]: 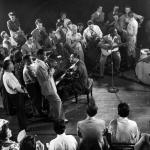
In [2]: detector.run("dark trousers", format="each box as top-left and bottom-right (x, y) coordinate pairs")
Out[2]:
(7, 93), (26, 130)
(26, 82), (42, 114)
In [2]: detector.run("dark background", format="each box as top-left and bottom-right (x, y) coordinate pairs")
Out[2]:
(0, 0), (150, 45)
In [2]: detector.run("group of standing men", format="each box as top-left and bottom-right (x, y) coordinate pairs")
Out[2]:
(0, 4), (144, 130)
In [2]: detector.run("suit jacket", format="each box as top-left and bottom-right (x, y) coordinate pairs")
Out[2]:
(35, 59), (57, 96)
(77, 117), (105, 149)
(76, 60), (88, 91)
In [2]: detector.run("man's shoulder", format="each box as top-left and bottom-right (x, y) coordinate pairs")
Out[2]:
(83, 27), (89, 33)
(127, 119), (138, 126)
(78, 118), (105, 126)
(7, 20), (12, 24)
(94, 25), (100, 30)
(66, 135), (76, 141)
(92, 11), (97, 17)
(31, 28), (38, 35)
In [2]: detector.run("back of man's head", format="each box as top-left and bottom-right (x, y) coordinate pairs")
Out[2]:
(20, 135), (36, 150)
(118, 102), (129, 117)
(53, 119), (66, 135)
(86, 97), (98, 117)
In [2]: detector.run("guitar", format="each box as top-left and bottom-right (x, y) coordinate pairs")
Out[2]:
(101, 42), (127, 56)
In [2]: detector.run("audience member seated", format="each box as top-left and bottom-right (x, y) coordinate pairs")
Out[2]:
(108, 102), (140, 144)
(134, 133), (150, 150)
(46, 119), (77, 150)
(0, 119), (19, 150)
(77, 98), (106, 150)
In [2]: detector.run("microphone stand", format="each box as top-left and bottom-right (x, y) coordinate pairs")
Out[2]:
(108, 48), (119, 93)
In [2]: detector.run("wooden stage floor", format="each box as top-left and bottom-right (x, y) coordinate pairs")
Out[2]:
(0, 75), (150, 144)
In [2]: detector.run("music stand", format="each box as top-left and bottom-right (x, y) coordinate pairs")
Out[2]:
(108, 48), (119, 93)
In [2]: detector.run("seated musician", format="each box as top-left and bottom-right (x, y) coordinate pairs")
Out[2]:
(99, 28), (121, 78)
(57, 53), (88, 101)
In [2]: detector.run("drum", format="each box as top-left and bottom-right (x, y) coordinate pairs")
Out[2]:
(140, 48), (150, 60)
(135, 54), (150, 85)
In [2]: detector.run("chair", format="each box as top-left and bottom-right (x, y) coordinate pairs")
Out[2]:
(75, 78), (93, 104)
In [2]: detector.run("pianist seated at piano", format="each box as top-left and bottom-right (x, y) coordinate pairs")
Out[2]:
(57, 53), (88, 102)
(99, 28), (122, 78)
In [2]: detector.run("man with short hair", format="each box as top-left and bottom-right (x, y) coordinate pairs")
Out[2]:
(21, 34), (40, 56)
(91, 6), (105, 30)
(34, 49), (67, 121)
(31, 19), (49, 48)
(56, 12), (71, 29)
(1, 31), (12, 56)
(77, 98), (106, 150)
(83, 20), (103, 43)
(3, 59), (27, 130)
(7, 12), (21, 37)
(23, 54), (43, 116)
(119, 6), (144, 30)
(46, 119), (77, 150)
(7, 12), (25, 46)
(108, 102), (140, 144)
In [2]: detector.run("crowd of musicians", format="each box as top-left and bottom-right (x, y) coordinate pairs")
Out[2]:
(0, 5), (144, 132)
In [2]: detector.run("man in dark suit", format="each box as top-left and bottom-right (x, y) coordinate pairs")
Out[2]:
(77, 98), (106, 150)
(70, 53), (88, 93)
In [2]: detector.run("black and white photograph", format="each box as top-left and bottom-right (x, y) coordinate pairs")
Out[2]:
(0, 0), (150, 149)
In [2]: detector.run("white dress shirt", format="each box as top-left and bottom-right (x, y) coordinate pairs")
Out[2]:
(3, 71), (22, 94)
(108, 117), (140, 144)
(47, 133), (77, 150)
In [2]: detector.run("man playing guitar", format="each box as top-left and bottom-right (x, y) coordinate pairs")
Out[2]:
(99, 28), (122, 78)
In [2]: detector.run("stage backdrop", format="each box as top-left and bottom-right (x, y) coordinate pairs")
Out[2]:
(0, 0), (150, 45)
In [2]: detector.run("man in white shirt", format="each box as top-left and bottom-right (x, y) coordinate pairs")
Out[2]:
(46, 119), (77, 150)
(83, 20), (103, 43)
(119, 6), (144, 30)
(108, 102), (140, 144)
(3, 59), (27, 130)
